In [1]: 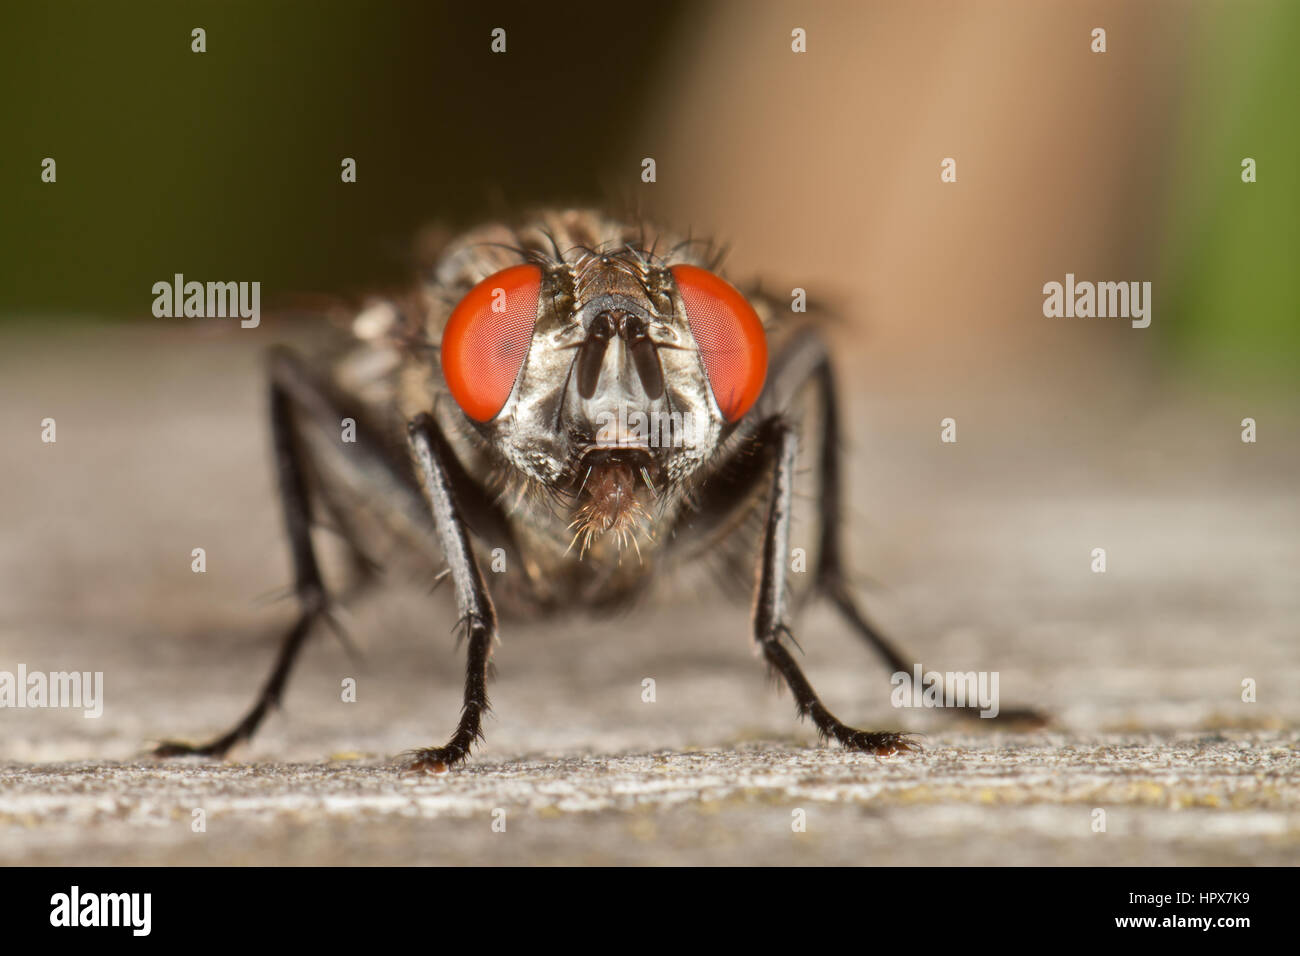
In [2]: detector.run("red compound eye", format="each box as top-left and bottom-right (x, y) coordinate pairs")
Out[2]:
(440, 264), (543, 422)
(671, 264), (768, 422)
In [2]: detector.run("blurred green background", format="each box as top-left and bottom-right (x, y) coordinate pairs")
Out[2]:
(0, 1), (686, 314)
(1161, 0), (1299, 382)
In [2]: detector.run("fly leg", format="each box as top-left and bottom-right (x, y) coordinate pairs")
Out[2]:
(153, 347), (424, 758)
(754, 418), (918, 755)
(401, 413), (498, 772)
(784, 331), (1046, 725)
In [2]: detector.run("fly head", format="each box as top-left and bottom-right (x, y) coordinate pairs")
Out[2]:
(437, 232), (768, 555)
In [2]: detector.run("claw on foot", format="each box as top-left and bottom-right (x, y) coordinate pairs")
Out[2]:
(399, 747), (463, 774)
(840, 729), (922, 756)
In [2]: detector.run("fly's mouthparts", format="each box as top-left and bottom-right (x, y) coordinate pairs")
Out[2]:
(568, 455), (653, 558)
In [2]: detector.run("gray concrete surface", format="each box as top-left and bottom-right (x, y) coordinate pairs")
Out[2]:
(2, 323), (1297, 865)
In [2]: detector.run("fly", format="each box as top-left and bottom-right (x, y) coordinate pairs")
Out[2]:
(154, 209), (1035, 772)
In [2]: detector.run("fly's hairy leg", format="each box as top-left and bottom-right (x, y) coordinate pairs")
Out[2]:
(752, 418), (917, 755)
(402, 413), (499, 773)
(153, 347), (422, 758)
(755, 329), (907, 672)
(772, 329), (1045, 726)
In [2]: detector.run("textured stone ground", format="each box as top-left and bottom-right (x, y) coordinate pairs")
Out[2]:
(3, 737), (1297, 866)
(2, 324), (1297, 865)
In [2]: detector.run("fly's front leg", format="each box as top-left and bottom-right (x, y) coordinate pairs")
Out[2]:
(754, 419), (917, 756)
(758, 328), (909, 673)
(762, 328), (1045, 726)
(403, 413), (498, 772)
(788, 333), (1046, 726)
